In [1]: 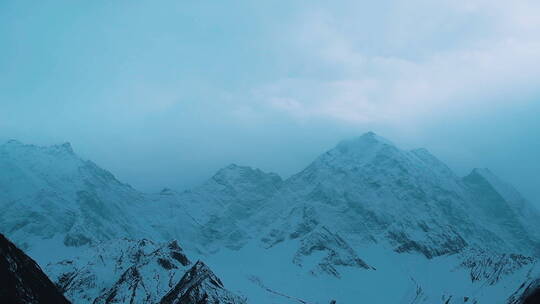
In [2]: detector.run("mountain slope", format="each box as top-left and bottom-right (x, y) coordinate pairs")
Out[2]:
(463, 168), (540, 255)
(0, 141), (150, 259)
(0, 233), (70, 304)
(0, 140), (204, 263)
(257, 133), (540, 258)
(155, 164), (283, 252)
(46, 238), (191, 304)
(194, 133), (540, 303)
(2, 135), (539, 304)
(159, 261), (247, 304)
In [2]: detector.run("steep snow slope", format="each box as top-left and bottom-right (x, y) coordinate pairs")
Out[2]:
(2, 134), (539, 304)
(0, 141), (152, 260)
(0, 140), (204, 263)
(46, 238), (191, 303)
(203, 241), (538, 304)
(0, 233), (70, 304)
(160, 261), (247, 304)
(44, 238), (246, 304)
(155, 164), (283, 252)
(463, 169), (540, 255)
(184, 132), (540, 303)
(256, 132), (540, 258)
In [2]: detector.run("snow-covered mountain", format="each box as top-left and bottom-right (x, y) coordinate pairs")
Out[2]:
(169, 132), (540, 303)
(46, 238), (191, 303)
(256, 132), (540, 258)
(158, 164), (283, 252)
(0, 140), (152, 259)
(1, 133), (539, 303)
(0, 233), (70, 304)
(43, 238), (245, 304)
(160, 261), (247, 304)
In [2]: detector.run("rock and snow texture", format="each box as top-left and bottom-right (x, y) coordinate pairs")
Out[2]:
(291, 226), (372, 277)
(46, 238), (192, 304)
(173, 164), (283, 251)
(1, 133), (540, 304)
(463, 168), (540, 255)
(0, 140), (152, 256)
(159, 261), (246, 304)
(508, 279), (540, 304)
(253, 132), (540, 261)
(43, 238), (246, 304)
(0, 233), (70, 304)
(459, 249), (535, 285)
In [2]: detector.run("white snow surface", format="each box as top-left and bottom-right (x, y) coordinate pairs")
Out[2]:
(1, 133), (540, 304)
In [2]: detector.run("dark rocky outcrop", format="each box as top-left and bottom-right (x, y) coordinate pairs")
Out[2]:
(508, 279), (540, 304)
(0, 233), (70, 304)
(160, 261), (246, 304)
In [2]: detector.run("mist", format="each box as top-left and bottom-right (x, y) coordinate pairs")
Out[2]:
(1, 0), (539, 205)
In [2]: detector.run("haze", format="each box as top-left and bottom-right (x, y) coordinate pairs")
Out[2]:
(1, 1), (539, 205)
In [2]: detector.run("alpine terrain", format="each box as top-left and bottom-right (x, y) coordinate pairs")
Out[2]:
(0, 233), (70, 304)
(0, 133), (539, 304)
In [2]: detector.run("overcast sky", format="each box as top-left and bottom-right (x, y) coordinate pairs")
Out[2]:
(1, 0), (539, 205)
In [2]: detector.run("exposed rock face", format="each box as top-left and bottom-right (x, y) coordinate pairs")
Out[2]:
(508, 279), (540, 304)
(47, 239), (191, 304)
(521, 285), (540, 304)
(257, 132), (540, 260)
(3, 134), (540, 304)
(0, 233), (70, 304)
(460, 250), (535, 285)
(292, 226), (372, 277)
(0, 140), (150, 254)
(176, 164), (283, 251)
(463, 169), (540, 255)
(159, 261), (246, 304)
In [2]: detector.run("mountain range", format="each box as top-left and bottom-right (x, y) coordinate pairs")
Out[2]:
(1, 132), (539, 303)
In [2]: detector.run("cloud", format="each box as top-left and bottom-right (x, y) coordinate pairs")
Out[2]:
(254, 0), (540, 126)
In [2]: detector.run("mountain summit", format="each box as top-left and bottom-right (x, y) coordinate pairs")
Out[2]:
(1, 135), (539, 303)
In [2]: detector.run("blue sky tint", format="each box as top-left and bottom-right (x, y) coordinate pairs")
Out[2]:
(1, 0), (539, 204)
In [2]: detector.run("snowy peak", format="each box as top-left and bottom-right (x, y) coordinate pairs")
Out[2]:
(1, 140), (75, 157)
(198, 163), (283, 204)
(3, 139), (24, 147)
(0, 140), (148, 255)
(0, 234), (70, 304)
(300, 132), (407, 178)
(344, 131), (394, 146)
(334, 131), (394, 156)
(465, 168), (526, 206)
(267, 134), (540, 260)
(463, 168), (540, 254)
(54, 142), (75, 155)
(212, 163), (282, 190)
(159, 261), (246, 304)
(463, 167), (532, 216)
(47, 238), (192, 304)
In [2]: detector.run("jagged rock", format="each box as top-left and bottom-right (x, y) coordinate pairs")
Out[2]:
(0, 233), (70, 304)
(258, 132), (540, 260)
(0, 140), (151, 256)
(460, 250), (535, 285)
(3, 134), (540, 304)
(177, 163), (283, 251)
(160, 261), (246, 304)
(508, 278), (540, 304)
(47, 239), (191, 304)
(293, 226), (372, 277)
